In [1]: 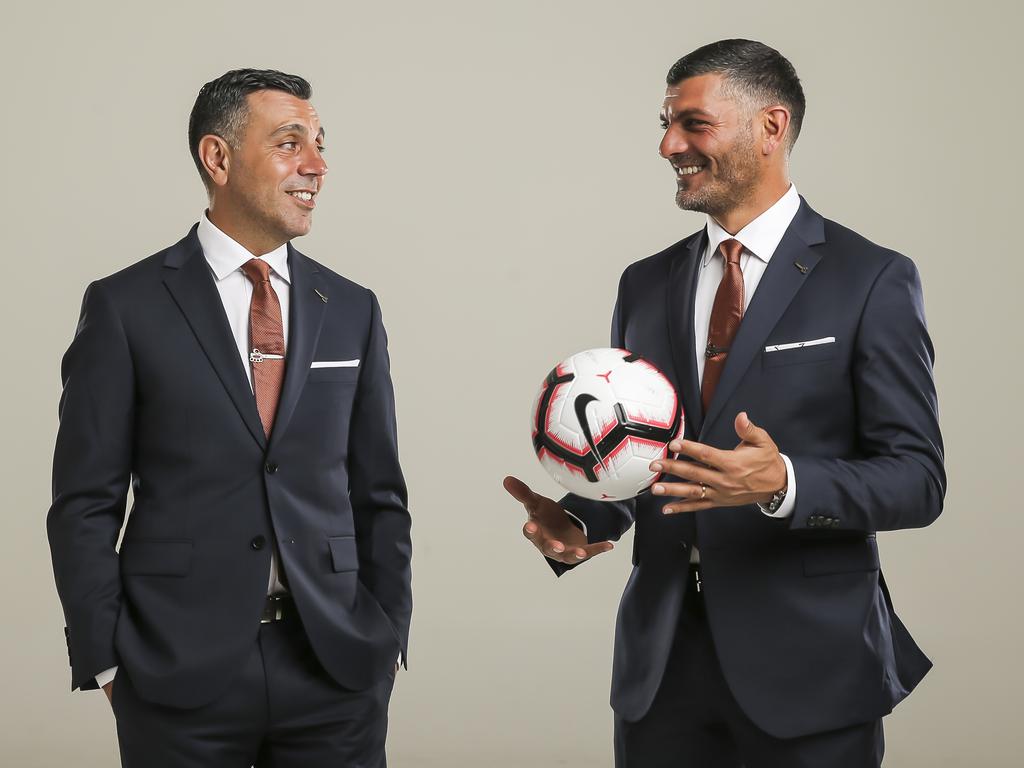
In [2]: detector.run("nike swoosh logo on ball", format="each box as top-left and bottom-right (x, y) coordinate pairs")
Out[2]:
(574, 393), (608, 477)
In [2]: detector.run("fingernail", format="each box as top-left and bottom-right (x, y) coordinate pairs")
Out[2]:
(663, 506), (674, 515)
(650, 462), (663, 472)
(668, 441), (682, 452)
(575, 552), (586, 559)
(652, 484), (664, 494)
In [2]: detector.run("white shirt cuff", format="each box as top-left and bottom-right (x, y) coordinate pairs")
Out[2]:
(563, 508), (588, 537)
(95, 666), (117, 688)
(760, 453), (796, 519)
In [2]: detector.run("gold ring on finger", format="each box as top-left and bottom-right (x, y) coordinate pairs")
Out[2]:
(699, 483), (707, 500)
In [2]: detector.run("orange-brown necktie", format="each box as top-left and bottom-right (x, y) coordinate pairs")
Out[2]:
(241, 258), (286, 437)
(701, 238), (745, 411)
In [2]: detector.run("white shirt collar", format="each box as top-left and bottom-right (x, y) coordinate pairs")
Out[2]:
(197, 212), (291, 284)
(703, 183), (801, 267)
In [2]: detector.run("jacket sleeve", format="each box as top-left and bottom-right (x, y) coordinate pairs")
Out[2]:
(47, 281), (134, 691)
(549, 270), (637, 575)
(789, 254), (946, 532)
(347, 291), (413, 664)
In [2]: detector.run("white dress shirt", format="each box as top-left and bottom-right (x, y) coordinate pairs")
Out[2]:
(96, 213), (291, 689)
(687, 184), (800, 564)
(196, 212), (291, 595)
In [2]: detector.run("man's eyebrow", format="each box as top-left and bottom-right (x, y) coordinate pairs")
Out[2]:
(661, 108), (715, 121)
(270, 124), (326, 140)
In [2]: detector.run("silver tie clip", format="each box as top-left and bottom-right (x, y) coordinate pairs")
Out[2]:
(250, 348), (285, 363)
(314, 288), (328, 303)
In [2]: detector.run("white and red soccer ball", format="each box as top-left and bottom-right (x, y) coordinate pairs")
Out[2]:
(531, 348), (685, 501)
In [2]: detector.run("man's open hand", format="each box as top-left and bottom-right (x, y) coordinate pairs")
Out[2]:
(503, 476), (613, 564)
(649, 412), (787, 514)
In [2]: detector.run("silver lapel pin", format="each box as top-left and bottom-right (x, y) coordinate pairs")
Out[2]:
(314, 288), (328, 303)
(794, 261), (809, 274)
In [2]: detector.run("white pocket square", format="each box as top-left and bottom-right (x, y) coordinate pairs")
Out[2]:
(310, 359), (360, 369)
(764, 337), (835, 353)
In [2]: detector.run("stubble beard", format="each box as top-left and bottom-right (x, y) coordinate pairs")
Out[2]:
(242, 187), (311, 249)
(674, 134), (761, 219)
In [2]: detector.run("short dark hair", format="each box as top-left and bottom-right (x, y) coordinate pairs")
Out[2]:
(667, 40), (805, 149)
(188, 68), (312, 187)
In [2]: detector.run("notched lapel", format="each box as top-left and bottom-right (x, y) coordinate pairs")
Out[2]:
(667, 230), (706, 437)
(700, 200), (826, 437)
(162, 227), (267, 450)
(268, 245), (327, 449)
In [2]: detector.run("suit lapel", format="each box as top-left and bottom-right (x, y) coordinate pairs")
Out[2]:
(268, 245), (328, 450)
(699, 199), (826, 438)
(666, 230), (707, 437)
(162, 226), (267, 450)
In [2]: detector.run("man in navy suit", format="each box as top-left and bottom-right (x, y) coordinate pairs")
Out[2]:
(47, 69), (411, 767)
(506, 39), (944, 766)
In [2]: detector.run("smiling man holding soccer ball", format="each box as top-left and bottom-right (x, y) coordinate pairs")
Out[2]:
(505, 39), (945, 767)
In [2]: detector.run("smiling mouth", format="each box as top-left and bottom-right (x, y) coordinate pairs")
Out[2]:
(287, 190), (317, 209)
(674, 164), (706, 177)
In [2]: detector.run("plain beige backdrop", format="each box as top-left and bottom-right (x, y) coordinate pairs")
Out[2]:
(2, 0), (1020, 765)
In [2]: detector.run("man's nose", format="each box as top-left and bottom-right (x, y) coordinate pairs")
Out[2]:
(299, 143), (328, 178)
(659, 127), (686, 160)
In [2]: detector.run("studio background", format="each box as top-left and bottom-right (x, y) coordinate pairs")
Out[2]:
(2, 1), (1018, 765)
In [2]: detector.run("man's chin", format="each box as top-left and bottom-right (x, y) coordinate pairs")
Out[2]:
(283, 217), (313, 240)
(675, 190), (711, 214)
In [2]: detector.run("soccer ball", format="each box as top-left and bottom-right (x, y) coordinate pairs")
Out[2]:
(531, 348), (684, 501)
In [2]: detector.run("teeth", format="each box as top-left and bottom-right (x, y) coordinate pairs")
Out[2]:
(290, 191), (313, 201)
(675, 165), (703, 176)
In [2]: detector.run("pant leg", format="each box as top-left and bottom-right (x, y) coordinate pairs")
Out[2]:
(733, 714), (884, 768)
(254, 613), (396, 768)
(614, 570), (742, 768)
(112, 644), (266, 768)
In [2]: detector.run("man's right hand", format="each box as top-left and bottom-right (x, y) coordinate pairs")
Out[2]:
(503, 476), (614, 565)
(102, 681), (113, 705)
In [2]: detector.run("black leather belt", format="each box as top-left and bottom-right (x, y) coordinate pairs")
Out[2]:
(261, 594), (292, 624)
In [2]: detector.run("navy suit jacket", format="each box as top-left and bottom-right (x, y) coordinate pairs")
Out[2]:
(557, 198), (945, 738)
(47, 225), (412, 709)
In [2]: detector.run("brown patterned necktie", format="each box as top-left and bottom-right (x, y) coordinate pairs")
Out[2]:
(241, 258), (286, 437)
(701, 238), (745, 411)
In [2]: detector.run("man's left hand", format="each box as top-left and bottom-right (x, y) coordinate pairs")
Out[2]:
(650, 412), (787, 514)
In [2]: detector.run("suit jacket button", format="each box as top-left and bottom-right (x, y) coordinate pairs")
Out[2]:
(265, 463), (278, 474)
(251, 535), (266, 550)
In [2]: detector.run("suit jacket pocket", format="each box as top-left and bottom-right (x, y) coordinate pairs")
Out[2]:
(800, 535), (879, 576)
(328, 535), (358, 572)
(763, 340), (840, 369)
(308, 366), (360, 383)
(120, 539), (192, 576)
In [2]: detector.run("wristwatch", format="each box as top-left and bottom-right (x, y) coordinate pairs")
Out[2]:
(758, 486), (788, 515)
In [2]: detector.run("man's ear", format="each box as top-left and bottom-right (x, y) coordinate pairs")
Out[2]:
(760, 106), (791, 156)
(198, 134), (232, 188)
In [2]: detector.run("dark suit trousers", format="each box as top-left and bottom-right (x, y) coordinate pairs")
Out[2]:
(614, 568), (884, 768)
(112, 612), (395, 768)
